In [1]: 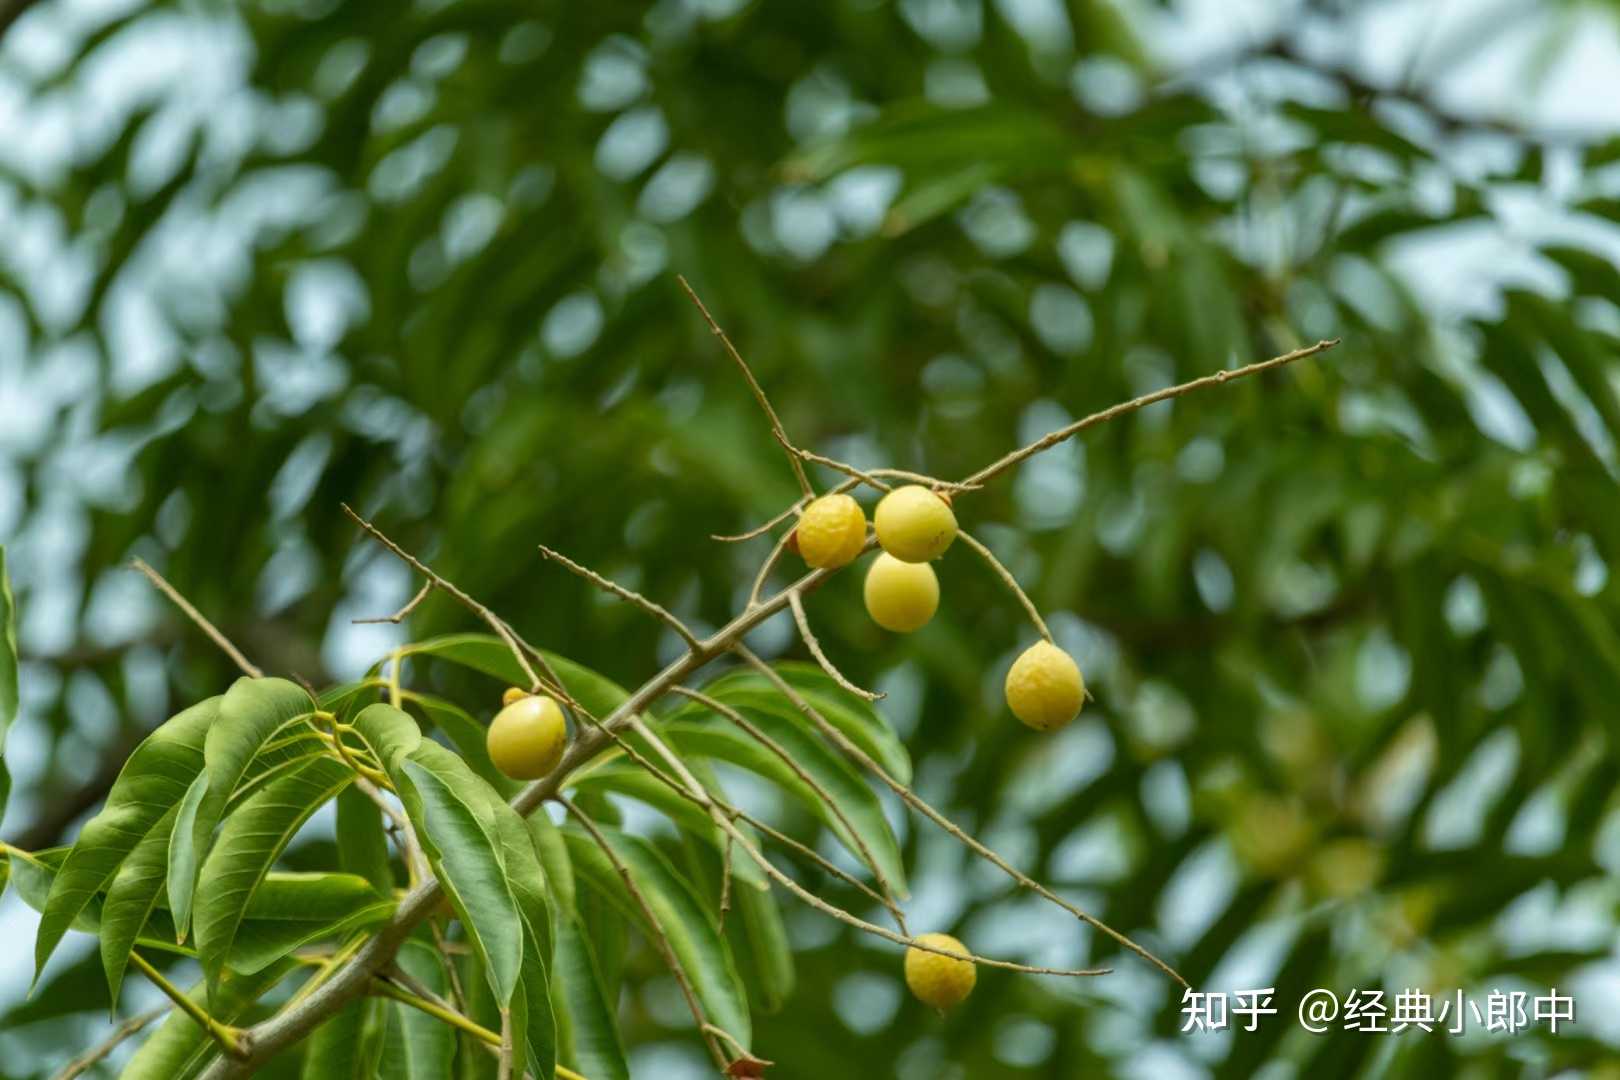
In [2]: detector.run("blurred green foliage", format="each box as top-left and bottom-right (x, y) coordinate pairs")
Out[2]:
(3, 0), (1620, 1076)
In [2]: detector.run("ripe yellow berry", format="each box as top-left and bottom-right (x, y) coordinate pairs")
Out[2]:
(863, 553), (939, 632)
(904, 932), (975, 1011)
(874, 485), (957, 563)
(1004, 641), (1084, 732)
(501, 686), (528, 707)
(487, 694), (567, 779)
(796, 493), (868, 569)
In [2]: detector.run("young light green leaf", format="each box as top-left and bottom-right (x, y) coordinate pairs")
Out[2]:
(336, 785), (395, 896)
(349, 701), (422, 773)
(165, 773), (208, 943)
(0, 546), (18, 837)
(194, 755), (354, 993)
(193, 677), (316, 850)
(528, 808), (575, 914)
(397, 744), (524, 1007)
(35, 697), (220, 982)
(564, 826), (751, 1050)
(552, 915), (630, 1080)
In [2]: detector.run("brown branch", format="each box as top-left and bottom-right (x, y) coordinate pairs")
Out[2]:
(130, 558), (263, 678)
(353, 581), (432, 624)
(961, 340), (1340, 488)
(677, 275), (813, 499)
(788, 592), (882, 701)
(712, 498), (806, 543)
(955, 531), (1051, 642)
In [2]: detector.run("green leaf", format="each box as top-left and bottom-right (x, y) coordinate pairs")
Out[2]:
(683, 661), (913, 783)
(0, 546), (17, 837)
(350, 701), (423, 773)
(491, 802), (557, 1077)
(397, 743), (524, 1006)
(170, 678), (316, 944)
(552, 916), (630, 1080)
(302, 997), (386, 1079)
(36, 697), (220, 982)
(336, 785), (395, 895)
(380, 939), (457, 1080)
(166, 773), (208, 943)
(529, 809), (575, 914)
(653, 714), (907, 894)
(101, 803), (182, 1009)
(403, 689), (520, 798)
(733, 867), (794, 1014)
(194, 755), (354, 993)
(564, 826), (751, 1050)
(226, 872), (396, 975)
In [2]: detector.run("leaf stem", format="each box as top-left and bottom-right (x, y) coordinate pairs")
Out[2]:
(129, 951), (244, 1057)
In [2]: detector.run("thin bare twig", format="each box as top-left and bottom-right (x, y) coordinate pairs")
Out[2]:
(539, 545), (701, 651)
(955, 530), (1051, 643)
(788, 592), (882, 701)
(561, 797), (729, 1072)
(736, 646), (1186, 988)
(131, 558), (263, 678)
(718, 834), (734, 930)
(51, 1007), (167, 1080)
(341, 504), (570, 701)
(353, 581), (433, 624)
(712, 498), (806, 543)
(962, 340), (1340, 488)
(677, 275), (813, 499)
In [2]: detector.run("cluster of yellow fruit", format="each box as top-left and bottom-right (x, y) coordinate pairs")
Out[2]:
(795, 485), (1087, 734)
(483, 486), (1084, 1016)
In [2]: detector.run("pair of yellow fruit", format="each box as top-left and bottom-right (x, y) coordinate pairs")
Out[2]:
(797, 485), (1087, 733)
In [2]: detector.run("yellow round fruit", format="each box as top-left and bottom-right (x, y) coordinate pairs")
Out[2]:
(874, 485), (957, 562)
(1004, 641), (1084, 732)
(904, 932), (975, 1010)
(487, 694), (567, 780)
(501, 686), (528, 707)
(863, 553), (939, 632)
(796, 493), (868, 569)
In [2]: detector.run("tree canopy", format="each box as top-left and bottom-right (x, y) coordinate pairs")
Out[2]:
(1, 0), (1619, 1076)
